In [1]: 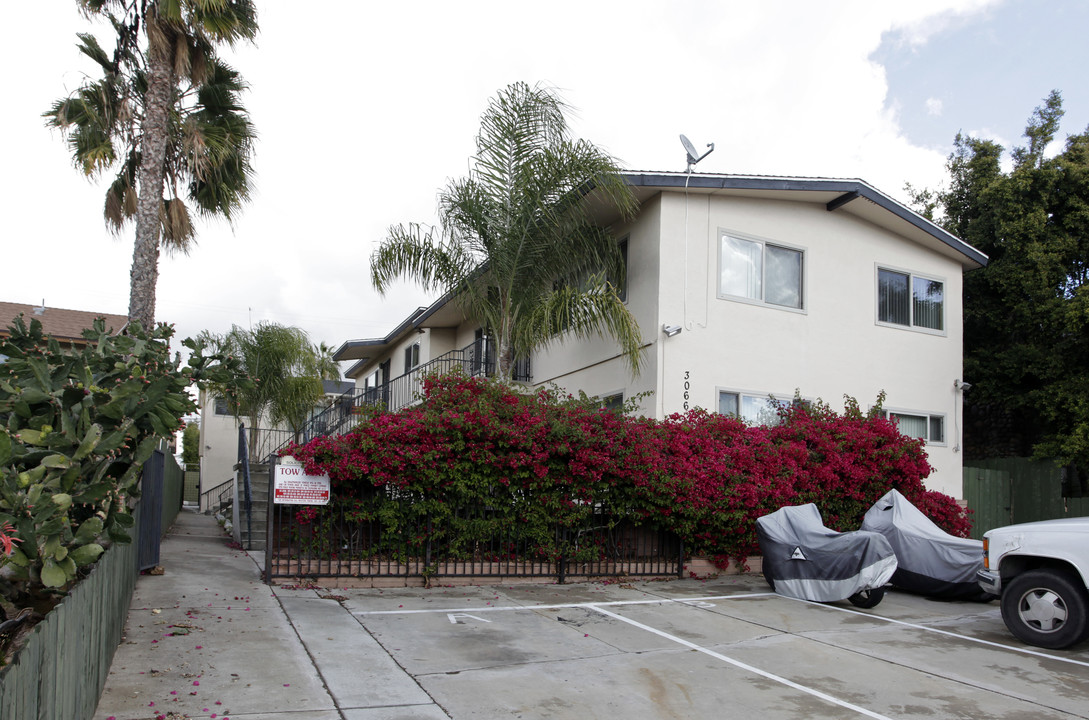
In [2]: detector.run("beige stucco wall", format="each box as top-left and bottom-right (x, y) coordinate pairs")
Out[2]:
(529, 190), (967, 497)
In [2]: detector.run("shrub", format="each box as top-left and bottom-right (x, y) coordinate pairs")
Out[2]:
(0, 317), (242, 609)
(285, 372), (969, 565)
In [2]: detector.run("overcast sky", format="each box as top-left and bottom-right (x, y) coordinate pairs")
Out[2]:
(3, 0), (1086, 371)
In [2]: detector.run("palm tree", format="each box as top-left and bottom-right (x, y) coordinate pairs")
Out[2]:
(45, 1), (259, 331)
(370, 82), (644, 380)
(199, 323), (339, 446)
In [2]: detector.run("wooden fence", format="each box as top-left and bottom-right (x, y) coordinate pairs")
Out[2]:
(0, 450), (181, 720)
(963, 457), (1089, 539)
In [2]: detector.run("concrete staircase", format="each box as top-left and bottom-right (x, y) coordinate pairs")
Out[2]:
(237, 462), (270, 551)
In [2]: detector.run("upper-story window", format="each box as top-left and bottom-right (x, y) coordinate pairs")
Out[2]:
(614, 237), (629, 303)
(877, 267), (944, 332)
(403, 342), (420, 374)
(719, 231), (804, 310)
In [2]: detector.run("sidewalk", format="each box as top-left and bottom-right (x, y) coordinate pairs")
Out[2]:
(92, 509), (445, 720)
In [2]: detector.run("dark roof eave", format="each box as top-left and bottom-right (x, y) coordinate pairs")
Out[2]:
(332, 306), (429, 361)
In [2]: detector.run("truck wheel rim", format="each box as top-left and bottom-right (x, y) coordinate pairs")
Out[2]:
(1017, 588), (1067, 633)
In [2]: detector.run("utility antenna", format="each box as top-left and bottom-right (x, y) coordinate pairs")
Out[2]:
(680, 134), (714, 172)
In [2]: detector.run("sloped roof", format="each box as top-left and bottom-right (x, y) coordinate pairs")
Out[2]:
(0, 301), (129, 345)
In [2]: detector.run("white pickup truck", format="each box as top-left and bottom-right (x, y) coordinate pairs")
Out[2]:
(977, 517), (1089, 649)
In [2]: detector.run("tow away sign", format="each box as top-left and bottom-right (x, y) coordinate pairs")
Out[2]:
(273, 457), (331, 505)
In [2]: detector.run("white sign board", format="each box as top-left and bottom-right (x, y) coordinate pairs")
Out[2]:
(273, 457), (331, 505)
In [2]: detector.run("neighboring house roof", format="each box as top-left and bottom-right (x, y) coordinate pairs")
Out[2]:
(0, 301), (129, 346)
(332, 172), (989, 368)
(322, 379), (354, 395)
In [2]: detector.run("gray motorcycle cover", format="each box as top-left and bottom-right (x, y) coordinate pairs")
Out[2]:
(861, 489), (985, 599)
(756, 504), (897, 602)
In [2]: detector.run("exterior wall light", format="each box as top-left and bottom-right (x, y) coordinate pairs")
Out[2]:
(663, 324), (682, 337)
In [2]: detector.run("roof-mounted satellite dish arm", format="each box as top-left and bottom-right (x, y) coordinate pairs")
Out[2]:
(680, 134), (715, 172)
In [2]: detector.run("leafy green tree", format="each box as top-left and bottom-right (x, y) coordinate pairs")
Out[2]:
(922, 91), (1089, 467)
(370, 82), (643, 380)
(45, 1), (258, 330)
(181, 421), (199, 467)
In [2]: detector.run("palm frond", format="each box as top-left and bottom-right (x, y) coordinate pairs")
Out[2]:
(371, 224), (478, 295)
(160, 197), (194, 252)
(521, 278), (644, 374)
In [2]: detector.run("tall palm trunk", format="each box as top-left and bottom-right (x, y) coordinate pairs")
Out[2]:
(129, 20), (173, 330)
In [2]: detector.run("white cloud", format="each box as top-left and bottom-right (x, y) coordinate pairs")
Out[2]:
(926, 98), (944, 116)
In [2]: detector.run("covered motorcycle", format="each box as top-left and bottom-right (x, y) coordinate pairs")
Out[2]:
(756, 503), (898, 608)
(861, 489), (991, 600)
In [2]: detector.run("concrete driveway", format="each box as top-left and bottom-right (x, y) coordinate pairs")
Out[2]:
(275, 574), (1089, 720)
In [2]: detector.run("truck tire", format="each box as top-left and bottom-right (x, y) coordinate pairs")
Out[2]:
(1001, 569), (1089, 649)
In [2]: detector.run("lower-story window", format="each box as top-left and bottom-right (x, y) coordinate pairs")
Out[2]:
(718, 390), (789, 426)
(885, 410), (945, 444)
(600, 392), (624, 412)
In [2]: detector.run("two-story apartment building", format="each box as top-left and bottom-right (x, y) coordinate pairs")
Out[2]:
(333, 173), (987, 498)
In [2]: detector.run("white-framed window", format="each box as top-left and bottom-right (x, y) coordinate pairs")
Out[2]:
(615, 237), (629, 303)
(403, 342), (420, 374)
(599, 391), (624, 412)
(719, 231), (805, 310)
(718, 389), (792, 426)
(877, 267), (945, 332)
(883, 409), (946, 445)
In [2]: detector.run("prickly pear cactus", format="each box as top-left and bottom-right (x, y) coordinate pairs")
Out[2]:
(0, 317), (243, 602)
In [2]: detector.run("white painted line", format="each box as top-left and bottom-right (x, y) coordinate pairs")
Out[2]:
(780, 595), (1089, 670)
(588, 604), (896, 720)
(353, 592), (776, 616)
(353, 590), (1089, 669)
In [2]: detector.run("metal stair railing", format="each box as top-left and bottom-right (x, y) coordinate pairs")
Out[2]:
(272, 338), (531, 457)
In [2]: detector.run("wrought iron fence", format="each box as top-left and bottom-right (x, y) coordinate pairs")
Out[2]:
(264, 486), (682, 584)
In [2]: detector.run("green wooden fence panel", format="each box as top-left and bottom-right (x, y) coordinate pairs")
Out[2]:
(162, 452), (184, 533)
(1066, 496), (1089, 518)
(962, 465), (1010, 539)
(0, 503), (142, 719)
(964, 457), (1089, 537)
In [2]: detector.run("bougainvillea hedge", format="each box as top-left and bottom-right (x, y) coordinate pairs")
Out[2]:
(284, 373), (970, 565)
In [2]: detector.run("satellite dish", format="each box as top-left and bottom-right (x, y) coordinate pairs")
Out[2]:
(680, 134), (715, 172)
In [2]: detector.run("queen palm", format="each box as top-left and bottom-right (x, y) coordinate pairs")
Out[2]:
(45, 0), (258, 331)
(370, 82), (644, 381)
(197, 324), (341, 448)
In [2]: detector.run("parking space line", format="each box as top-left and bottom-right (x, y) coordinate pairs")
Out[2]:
(587, 604), (896, 720)
(352, 590), (1089, 669)
(353, 592), (776, 616)
(781, 596), (1089, 669)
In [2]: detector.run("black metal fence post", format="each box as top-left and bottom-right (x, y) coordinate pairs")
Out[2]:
(265, 454), (276, 583)
(238, 423), (252, 545)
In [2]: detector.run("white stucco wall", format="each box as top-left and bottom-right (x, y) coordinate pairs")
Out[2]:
(529, 189), (968, 496)
(648, 191), (966, 497)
